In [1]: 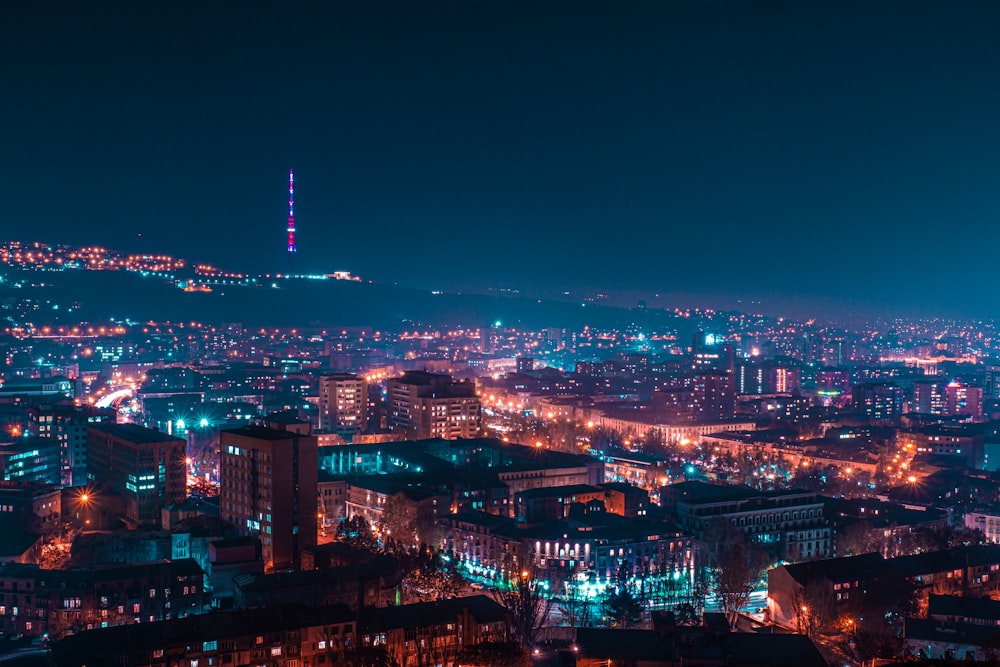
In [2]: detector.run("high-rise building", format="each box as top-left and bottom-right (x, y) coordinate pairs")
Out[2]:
(220, 425), (318, 572)
(85, 424), (187, 527)
(945, 382), (983, 420)
(387, 371), (482, 439)
(816, 369), (850, 393)
(913, 380), (947, 415)
(28, 402), (113, 485)
(692, 371), (736, 421)
(735, 360), (767, 395)
(985, 366), (1000, 400)
(690, 332), (734, 373)
(318, 374), (368, 438)
(851, 383), (903, 421)
(822, 339), (846, 367)
(770, 365), (801, 393)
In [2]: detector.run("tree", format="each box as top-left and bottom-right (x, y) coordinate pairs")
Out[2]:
(337, 515), (379, 552)
(377, 494), (419, 551)
(490, 550), (554, 647)
(603, 587), (644, 628)
(398, 546), (467, 604)
(835, 520), (885, 557)
(704, 521), (769, 629)
(792, 580), (835, 638)
(842, 566), (915, 662)
(673, 602), (701, 626)
(558, 588), (596, 628)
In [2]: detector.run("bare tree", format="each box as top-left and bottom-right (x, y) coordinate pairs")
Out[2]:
(490, 550), (554, 647)
(792, 581), (835, 638)
(704, 521), (769, 629)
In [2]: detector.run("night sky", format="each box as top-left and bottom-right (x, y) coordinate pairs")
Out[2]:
(5, 1), (1000, 318)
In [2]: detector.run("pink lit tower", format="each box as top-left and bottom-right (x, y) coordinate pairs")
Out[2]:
(286, 168), (296, 254)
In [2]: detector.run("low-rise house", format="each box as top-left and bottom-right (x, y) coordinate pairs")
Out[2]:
(0, 558), (205, 638)
(573, 618), (827, 667)
(233, 554), (402, 611)
(51, 595), (510, 667)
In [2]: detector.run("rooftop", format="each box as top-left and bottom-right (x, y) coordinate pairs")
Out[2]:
(665, 480), (758, 504)
(574, 626), (827, 666)
(893, 545), (1000, 577)
(780, 552), (885, 585)
(222, 425), (301, 441)
(234, 554), (399, 593)
(929, 594), (1000, 621)
(515, 484), (602, 500)
(87, 423), (184, 444)
(905, 617), (1000, 650)
(52, 604), (355, 665)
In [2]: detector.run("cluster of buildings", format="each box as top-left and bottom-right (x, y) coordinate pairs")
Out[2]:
(10, 249), (1000, 663)
(768, 545), (1000, 661)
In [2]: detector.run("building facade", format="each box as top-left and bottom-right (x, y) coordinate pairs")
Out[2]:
(0, 559), (204, 639)
(28, 402), (112, 485)
(85, 424), (187, 527)
(0, 436), (60, 485)
(387, 371), (482, 439)
(220, 425), (318, 572)
(318, 373), (368, 438)
(663, 481), (832, 562)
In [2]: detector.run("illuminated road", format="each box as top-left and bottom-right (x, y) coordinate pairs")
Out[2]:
(95, 388), (132, 409)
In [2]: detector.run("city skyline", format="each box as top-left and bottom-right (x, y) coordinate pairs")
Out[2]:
(10, 2), (1000, 665)
(5, 1), (1000, 317)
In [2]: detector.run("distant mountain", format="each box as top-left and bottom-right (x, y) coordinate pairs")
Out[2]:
(3, 269), (692, 333)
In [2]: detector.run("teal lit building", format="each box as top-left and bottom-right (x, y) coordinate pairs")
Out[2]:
(0, 436), (61, 485)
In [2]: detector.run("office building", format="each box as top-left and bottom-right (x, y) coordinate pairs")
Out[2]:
(220, 425), (318, 572)
(86, 424), (187, 527)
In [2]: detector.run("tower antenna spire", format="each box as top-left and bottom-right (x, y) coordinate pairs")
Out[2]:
(287, 169), (296, 253)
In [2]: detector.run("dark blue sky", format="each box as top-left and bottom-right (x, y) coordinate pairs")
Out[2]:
(4, 1), (1000, 317)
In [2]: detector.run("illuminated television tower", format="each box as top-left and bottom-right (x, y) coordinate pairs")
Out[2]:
(287, 169), (296, 254)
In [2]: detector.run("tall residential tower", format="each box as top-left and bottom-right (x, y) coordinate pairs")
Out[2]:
(220, 424), (317, 571)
